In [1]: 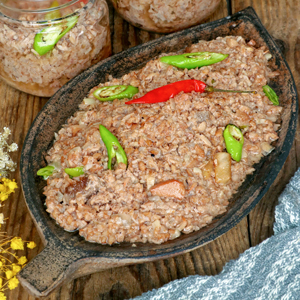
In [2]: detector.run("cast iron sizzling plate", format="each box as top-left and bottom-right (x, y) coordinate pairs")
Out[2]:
(19, 7), (298, 297)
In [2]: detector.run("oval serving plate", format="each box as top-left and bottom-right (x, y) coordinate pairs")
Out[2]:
(19, 7), (298, 297)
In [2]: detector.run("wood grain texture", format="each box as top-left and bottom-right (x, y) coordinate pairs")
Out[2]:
(0, 0), (298, 299)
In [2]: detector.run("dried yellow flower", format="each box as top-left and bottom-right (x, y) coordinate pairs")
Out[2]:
(12, 264), (21, 275)
(0, 178), (17, 202)
(18, 256), (27, 265)
(5, 270), (13, 280)
(0, 128), (35, 297)
(0, 193), (8, 202)
(27, 241), (37, 249)
(10, 237), (24, 250)
(8, 277), (19, 290)
(4, 179), (17, 192)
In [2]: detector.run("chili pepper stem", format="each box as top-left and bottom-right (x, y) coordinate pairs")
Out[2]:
(205, 86), (257, 94)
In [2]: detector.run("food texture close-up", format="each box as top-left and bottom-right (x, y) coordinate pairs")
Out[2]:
(41, 36), (281, 245)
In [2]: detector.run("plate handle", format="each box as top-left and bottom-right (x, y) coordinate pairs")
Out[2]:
(17, 240), (86, 297)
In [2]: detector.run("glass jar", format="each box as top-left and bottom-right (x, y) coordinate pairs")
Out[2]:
(109, 0), (221, 33)
(0, 0), (111, 97)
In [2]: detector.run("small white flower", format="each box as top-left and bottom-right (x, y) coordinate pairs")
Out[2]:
(0, 127), (18, 178)
(8, 143), (18, 152)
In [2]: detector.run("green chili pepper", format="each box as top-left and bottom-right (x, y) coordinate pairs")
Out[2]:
(93, 85), (139, 102)
(99, 125), (127, 170)
(64, 166), (84, 178)
(263, 85), (279, 106)
(45, 0), (61, 20)
(160, 52), (229, 70)
(37, 166), (55, 180)
(33, 15), (78, 56)
(223, 124), (244, 162)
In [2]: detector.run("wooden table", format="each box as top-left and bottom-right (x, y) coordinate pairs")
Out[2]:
(1, 0), (299, 299)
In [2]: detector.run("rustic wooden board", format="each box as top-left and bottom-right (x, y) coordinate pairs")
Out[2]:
(0, 0), (299, 299)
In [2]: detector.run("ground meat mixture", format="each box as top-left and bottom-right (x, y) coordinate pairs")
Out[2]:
(109, 0), (221, 33)
(43, 36), (282, 245)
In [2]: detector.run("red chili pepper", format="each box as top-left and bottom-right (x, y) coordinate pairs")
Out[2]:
(125, 79), (256, 105)
(125, 80), (205, 104)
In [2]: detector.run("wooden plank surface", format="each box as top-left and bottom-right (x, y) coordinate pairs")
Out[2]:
(0, 0), (299, 299)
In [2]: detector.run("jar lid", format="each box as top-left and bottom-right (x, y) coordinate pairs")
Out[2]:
(0, 0), (89, 22)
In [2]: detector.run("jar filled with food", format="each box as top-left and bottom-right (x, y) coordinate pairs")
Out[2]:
(109, 0), (221, 33)
(0, 0), (111, 97)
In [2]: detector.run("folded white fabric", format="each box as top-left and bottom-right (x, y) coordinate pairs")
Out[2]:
(134, 168), (300, 300)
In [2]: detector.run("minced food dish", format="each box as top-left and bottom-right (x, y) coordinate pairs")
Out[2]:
(42, 36), (282, 244)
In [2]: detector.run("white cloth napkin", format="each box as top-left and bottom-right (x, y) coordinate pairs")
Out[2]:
(133, 168), (300, 300)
